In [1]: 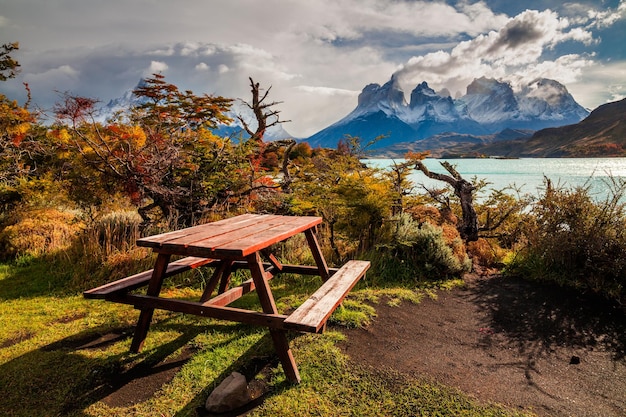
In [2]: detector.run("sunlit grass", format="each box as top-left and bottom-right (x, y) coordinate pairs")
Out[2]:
(0, 261), (534, 417)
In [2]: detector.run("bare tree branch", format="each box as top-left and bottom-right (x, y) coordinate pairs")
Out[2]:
(414, 160), (479, 242)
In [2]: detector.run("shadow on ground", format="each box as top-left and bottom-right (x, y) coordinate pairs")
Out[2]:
(469, 274), (626, 360)
(0, 317), (283, 417)
(340, 273), (626, 417)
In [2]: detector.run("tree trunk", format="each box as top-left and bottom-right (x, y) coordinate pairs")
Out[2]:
(414, 160), (479, 242)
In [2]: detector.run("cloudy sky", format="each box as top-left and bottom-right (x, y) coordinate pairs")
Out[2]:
(1, 0), (625, 137)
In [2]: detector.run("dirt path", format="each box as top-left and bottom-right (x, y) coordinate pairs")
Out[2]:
(339, 273), (626, 417)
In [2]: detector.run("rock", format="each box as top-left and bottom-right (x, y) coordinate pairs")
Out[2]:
(205, 372), (251, 413)
(570, 355), (581, 365)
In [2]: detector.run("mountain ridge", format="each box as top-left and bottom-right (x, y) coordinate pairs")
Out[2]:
(306, 76), (589, 150)
(475, 98), (626, 157)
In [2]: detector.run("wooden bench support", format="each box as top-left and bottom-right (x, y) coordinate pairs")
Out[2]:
(83, 256), (216, 299)
(284, 260), (370, 333)
(108, 293), (289, 328)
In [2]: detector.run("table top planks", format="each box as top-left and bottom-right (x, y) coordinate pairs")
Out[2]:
(137, 214), (323, 258)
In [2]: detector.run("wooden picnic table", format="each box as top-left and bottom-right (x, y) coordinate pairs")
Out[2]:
(84, 213), (370, 383)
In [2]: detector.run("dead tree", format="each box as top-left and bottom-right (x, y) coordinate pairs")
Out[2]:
(414, 160), (479, 242)
(238, 77), (295, 191)
(238, 77), (288, 143)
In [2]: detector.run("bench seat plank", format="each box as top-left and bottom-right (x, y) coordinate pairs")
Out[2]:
(284, 260), (370, 333)
(83, 256), (216, 299)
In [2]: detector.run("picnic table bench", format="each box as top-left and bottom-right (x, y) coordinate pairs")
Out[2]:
(83, 214), (370, 383)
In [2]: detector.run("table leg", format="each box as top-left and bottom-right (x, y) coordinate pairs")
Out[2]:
(130, 253), (170, 352)
(200, 260), (232, 302)
(247, 252), (301, 383)
(217, 261), (234, 294)
(305, 228), (330, 281)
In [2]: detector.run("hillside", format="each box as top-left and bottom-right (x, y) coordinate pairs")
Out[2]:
(477, 98), (626, 157)
(369, 129), (534, 158)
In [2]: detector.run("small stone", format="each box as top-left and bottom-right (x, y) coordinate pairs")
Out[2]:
(569, 355), (581, 365)
(205, 372), (251, 413)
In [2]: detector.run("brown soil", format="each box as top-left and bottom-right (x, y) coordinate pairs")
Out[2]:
(339, 271), (626, 417)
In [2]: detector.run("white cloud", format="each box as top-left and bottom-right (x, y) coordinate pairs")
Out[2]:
(147, 46), (175, 57)
(146, 61), (168, 75)
(195, 62), (209, 71)
(585, 0), (626, 28)
(1, 1), (625, 135)
(567, 60), (626, 109)
(24, 64), (79, 86)
(180, 42), (202, 57)
(393, 8), (600, 99)
(295, 86), (359, 97)
(290, 0), (509, 42)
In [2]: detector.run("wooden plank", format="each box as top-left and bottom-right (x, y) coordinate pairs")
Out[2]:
(213, 216), (322, 256)
(205, 277), (256, 307)
(284, 260), (370, 333)
(305, 228), (330, 281)
(158, 214), (278, 250)
(199, 260), (231, 303)
(130, 253), (171, 352)
(110, 293), (289, 329)
(83, 256), (216, 299)
(137, 214), (265, 249)
(143, 215), (322, 258)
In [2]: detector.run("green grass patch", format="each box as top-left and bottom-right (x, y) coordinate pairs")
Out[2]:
(254, 333), (530, 417)
(0, 261), (533, 417)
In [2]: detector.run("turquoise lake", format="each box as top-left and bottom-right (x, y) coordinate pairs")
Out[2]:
(364, 158), (626, 200)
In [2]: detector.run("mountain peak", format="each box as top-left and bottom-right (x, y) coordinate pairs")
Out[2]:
(356, 76), (406, 113)
(465, 77), (512, 95)
(306, 76), (589, 150)
(409, 81), (440, 108)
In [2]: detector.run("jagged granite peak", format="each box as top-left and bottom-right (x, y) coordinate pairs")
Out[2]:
(306, 75), (589, 150)
(407, 81), (460, 124)
(355, 75), (407, 114)
(101, 78), (149, 117)
(409, 81), (439, 107)
(517, 78), (589, 120)
(460, 77), (519, 124)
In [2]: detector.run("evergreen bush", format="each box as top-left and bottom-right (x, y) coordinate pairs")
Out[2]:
(368, 213), (470, 284)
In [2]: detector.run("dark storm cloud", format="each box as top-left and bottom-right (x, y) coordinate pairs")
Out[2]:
(491, 19), (545, 50)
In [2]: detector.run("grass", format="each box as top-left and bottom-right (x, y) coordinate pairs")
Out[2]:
(0, 260), (534, 417)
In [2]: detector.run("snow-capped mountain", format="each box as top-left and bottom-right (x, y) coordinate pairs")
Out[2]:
(306, 76), (589, 150)
(97, 79), (149, 119)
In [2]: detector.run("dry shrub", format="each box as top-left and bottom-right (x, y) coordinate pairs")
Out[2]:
(509, 180), (626, 304)
(405, 205), (468, 270)
(406, 204), (457, 226)
(0, 208), (83, 260)
(467, 238), (507, 267)
(65, 211), (148, 286)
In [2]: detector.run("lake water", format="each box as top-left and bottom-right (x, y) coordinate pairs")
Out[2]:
(364, 158), (626, 200)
